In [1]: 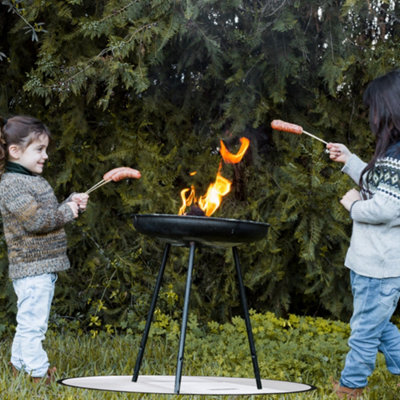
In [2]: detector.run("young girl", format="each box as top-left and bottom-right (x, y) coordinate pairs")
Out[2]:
(327, 69), (400, 398)
(0, 115), (89, 383)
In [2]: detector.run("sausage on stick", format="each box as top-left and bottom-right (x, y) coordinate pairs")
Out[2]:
(86, 167), (141, 194)
(271, 119), (328, 145)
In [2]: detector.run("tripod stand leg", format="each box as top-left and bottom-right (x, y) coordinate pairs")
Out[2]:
(132, 243), (171, 381)
(174, 241), (196, 393)
(232, 246), (262, 389)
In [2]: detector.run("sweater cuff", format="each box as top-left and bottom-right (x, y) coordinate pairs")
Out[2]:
(59, 202), (75, 223)
(341, 153), (359, 174)
(349, 200), (360, 219)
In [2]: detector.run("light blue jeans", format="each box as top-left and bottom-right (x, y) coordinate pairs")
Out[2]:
(11, 273), (57, 378)
(340, 270), (400, 388)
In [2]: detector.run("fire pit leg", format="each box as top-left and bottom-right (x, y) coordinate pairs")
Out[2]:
(132, 243), (171, 382)
(174, 241), (196, 394)
(232, 246), (262, 390)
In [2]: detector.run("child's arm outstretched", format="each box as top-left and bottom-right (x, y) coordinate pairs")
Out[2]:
(3, 180), (85, 233)
(326, 142), (361, 211)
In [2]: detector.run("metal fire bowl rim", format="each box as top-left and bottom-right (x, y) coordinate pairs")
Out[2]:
(132, 213), (269, 248)
(133, 213), (269, 225)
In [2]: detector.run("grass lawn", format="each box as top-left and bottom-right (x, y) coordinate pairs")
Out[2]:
(0, 312), (398, 399)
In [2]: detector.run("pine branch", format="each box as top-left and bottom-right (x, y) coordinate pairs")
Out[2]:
(1, 0), (46, 41)
(96, 0), (140, 24)
(44, 22), (156, 90)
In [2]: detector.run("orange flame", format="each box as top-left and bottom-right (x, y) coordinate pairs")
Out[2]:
(179, 137), (250, 216)
(178, 185), (196, 215)
(198, 169), (231, 216)
(220, 137), (250, 164)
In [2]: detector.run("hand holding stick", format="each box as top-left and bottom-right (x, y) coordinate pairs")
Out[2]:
(271, 120), (328, 145)
(86, 167), (141, 194)
(326, 143), (352, 164)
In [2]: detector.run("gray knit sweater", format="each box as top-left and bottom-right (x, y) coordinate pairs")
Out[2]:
(0, 172), (75, 279)
(343, 151), (400, 278)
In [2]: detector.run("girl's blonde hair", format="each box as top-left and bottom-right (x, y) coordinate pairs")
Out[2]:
(0, 115), (51, 174)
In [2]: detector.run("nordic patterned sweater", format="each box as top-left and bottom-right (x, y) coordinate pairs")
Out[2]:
(342, 142), (400, 278)
(0, 169), (75, 280)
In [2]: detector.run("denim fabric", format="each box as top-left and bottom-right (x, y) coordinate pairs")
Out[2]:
(340, 271), (400, 388)
(11, 273), (57, 378)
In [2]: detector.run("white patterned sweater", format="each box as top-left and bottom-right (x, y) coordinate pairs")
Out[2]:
(343, 148), (400, 278)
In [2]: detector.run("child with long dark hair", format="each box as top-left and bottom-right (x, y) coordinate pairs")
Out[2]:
(0, 115), (89, 383)
(327, 69), (400, 398)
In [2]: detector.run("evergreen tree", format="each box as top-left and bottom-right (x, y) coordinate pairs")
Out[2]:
(0, 0), (399, 331)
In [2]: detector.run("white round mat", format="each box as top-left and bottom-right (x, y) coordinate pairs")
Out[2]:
(58, 375), (316, 395)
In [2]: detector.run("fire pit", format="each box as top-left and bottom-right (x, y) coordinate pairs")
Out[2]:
(125, 213), (313, 395)
(131, 214), (269, 394)
(133, 213), (269, 247)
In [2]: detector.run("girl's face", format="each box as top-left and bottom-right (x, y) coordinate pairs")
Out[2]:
(11, 133), (49, 175)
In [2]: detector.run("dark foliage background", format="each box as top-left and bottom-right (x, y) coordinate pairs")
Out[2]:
(0, 0), (399, 332)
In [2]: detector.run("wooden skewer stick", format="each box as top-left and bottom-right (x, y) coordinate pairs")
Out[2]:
(302, 130), (328, 145)
(85, 179), (110, 194)
(86, 167), (142, 194)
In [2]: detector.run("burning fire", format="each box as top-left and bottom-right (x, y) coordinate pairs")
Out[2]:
(220, 137), (250, 164)
(178, 137), (250, 216)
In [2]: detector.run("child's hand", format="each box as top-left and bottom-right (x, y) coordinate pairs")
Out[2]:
(67, 201), (79, 218)
(71, 193), (89, 212)
(340, 188), (361, 211)
(326, 143), (352, 164)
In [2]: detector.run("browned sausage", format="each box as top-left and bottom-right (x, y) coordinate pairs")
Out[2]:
(271, 120), (303, 135)
(103, 167), (141, 182)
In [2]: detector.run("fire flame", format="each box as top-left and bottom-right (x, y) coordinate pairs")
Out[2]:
(220, 137), (250, 164)
(198, 170), (231, 216)
(178, 137), (250, 216)
(179, 185), (196, 215)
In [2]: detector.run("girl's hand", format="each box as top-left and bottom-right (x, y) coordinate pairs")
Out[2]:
(71, 193), (89, 212)
(326, 143), (352, 164)
(67, 201), (79, 218)
(340, 188), (361, 211)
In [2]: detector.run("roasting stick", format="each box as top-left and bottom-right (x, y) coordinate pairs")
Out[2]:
(271, 119), (328, 145)
(300, 130), (328, 145)
(85, 179), (110, 194)
(85, 167), (142, 194)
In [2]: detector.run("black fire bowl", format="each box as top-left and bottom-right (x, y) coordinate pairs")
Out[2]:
(132, 213), (269, 248)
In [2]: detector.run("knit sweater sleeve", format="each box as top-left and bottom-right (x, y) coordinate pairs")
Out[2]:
(341, 154), (367, 185)
(350, 193), (400, 224)
(3, 177), (75, 233)
(350, 157), (400, 224)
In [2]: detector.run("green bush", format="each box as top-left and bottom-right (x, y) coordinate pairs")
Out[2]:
(0, 311), (398, 399)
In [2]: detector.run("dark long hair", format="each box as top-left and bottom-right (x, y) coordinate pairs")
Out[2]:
(361, 69), (400, 188)
(0, 115), (51, 175)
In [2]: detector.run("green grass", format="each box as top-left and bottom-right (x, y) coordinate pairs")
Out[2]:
(0, 313), (399, 399)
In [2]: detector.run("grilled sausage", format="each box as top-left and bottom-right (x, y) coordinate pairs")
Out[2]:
(271, 120), (303, 135)
(103, 167), (141, 182)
